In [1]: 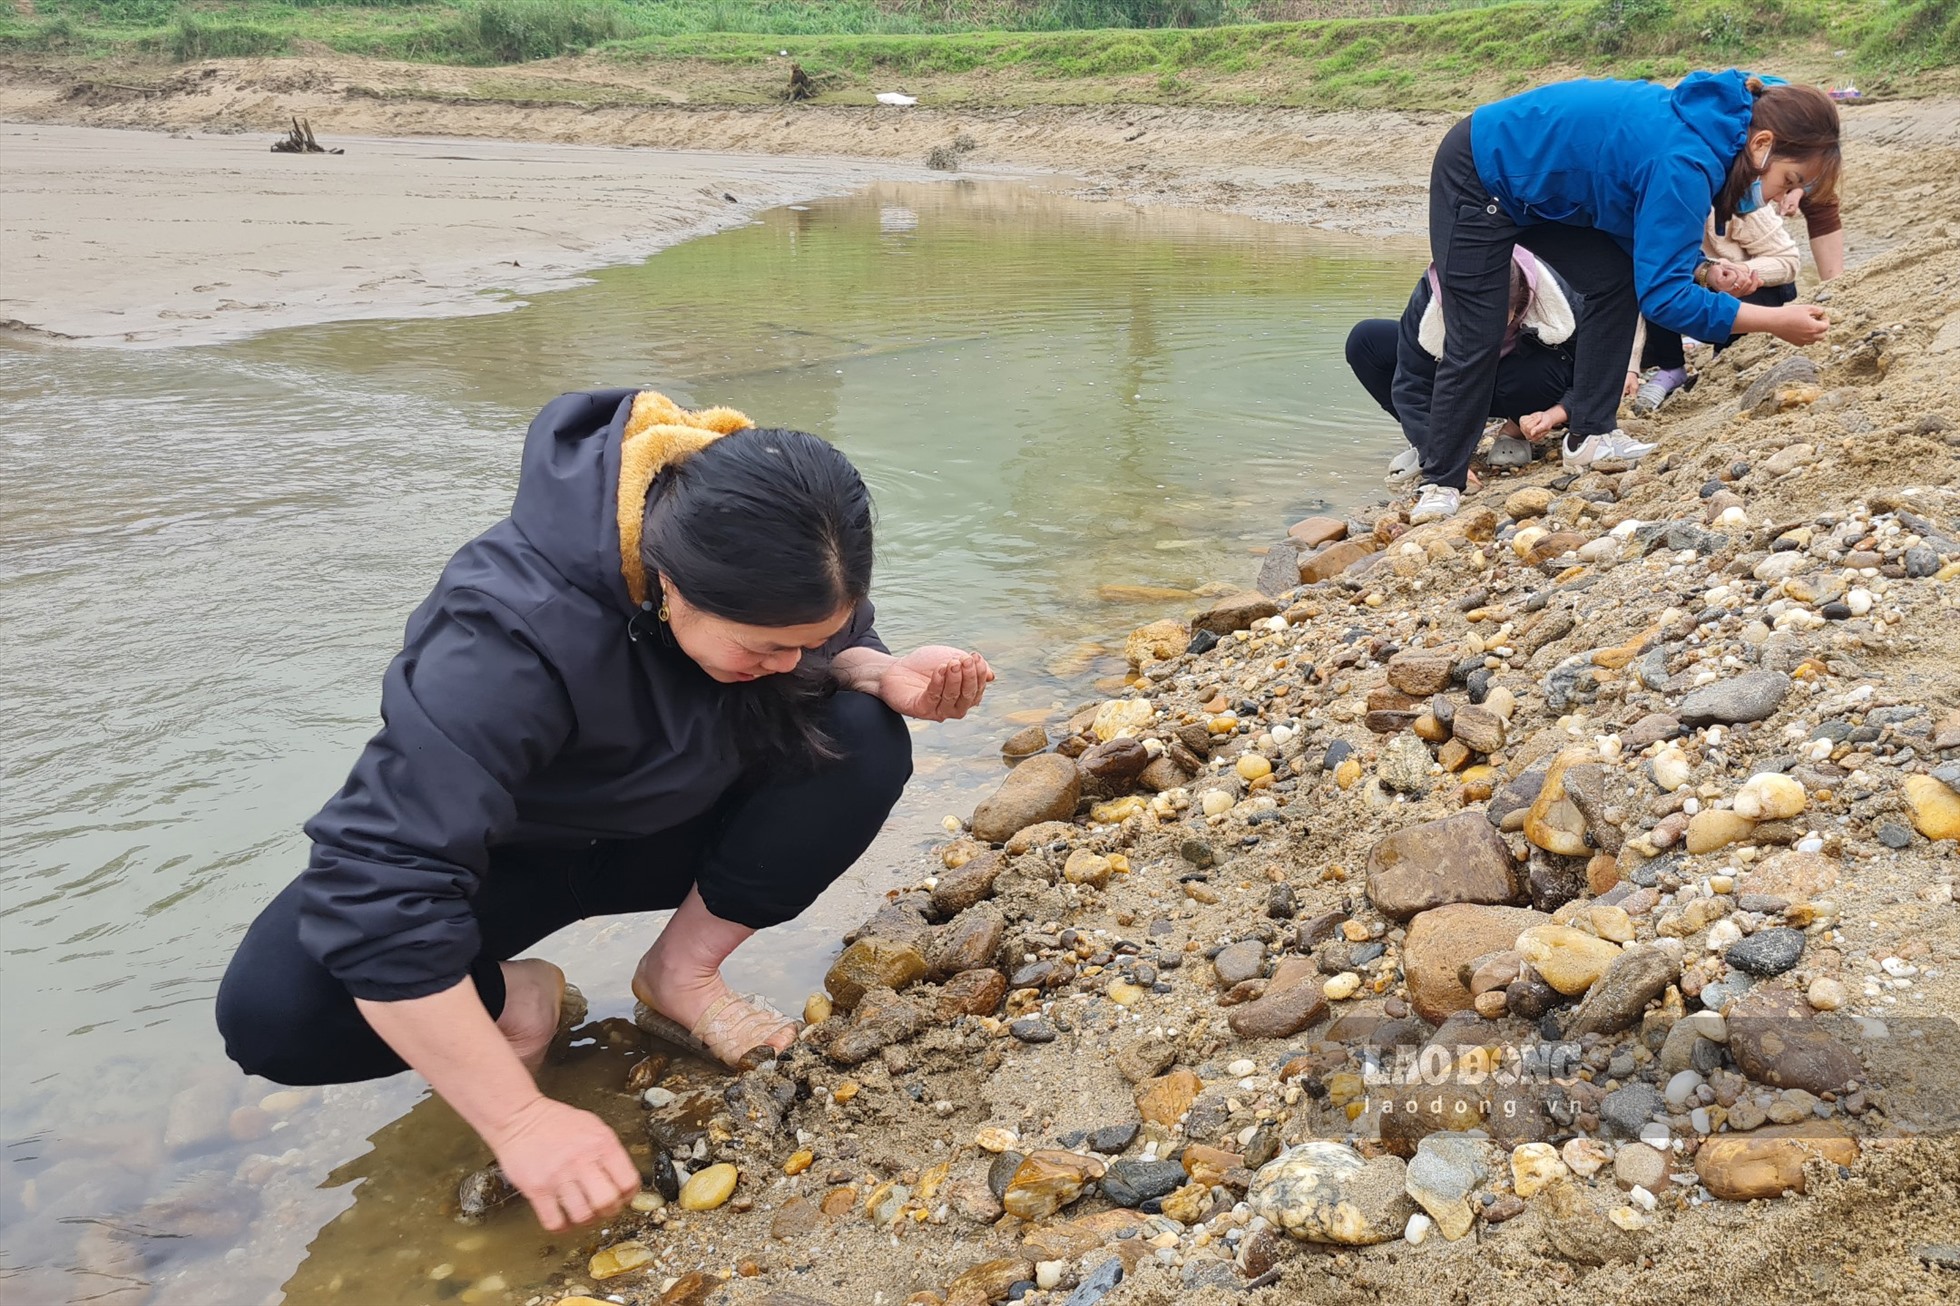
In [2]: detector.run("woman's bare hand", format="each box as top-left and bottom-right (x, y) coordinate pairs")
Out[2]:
(876, 647), (995, 721)
(485, 1096), (640, 1232)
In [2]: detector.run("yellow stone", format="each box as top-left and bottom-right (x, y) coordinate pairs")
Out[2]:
(1510, 1142), (1570, 1198)
(1334, 757), (1362, 790)
(1160, 1181), (1210, 1224)
(917, 1160), (951, 1203)
(1323, 972), (1361, 1001)
(1208, 712), (1239, 735)
(833, 1080), (861, 1103)
(1200, 790), (1235, 817)
(1136, 1069), (1202, 1126)
(803, 993), (833, 1025)
(1107, 980), (1146, 1007)
(678, 1163), (738, 1212)
(976, 1126), (1020, 1153)
(784, 1150), (814, 1176)
(1733, 773), (1807, 821)
(1524, 749), (1593, 856)
(1064, 849), (1114, 887)
(1090, 796), (1147, 825)
(1516, 925), (1623, 996)
(1236, 754), (1274, 782)
(1686, 810), (1756, 854)
(589, 1241), (656, 1280)
(1588, 905), (1635, 943)
(1002, 1151), (1106, 1221)
(1092, 699), (1155, 742)
(1904, 775), (1960, 841)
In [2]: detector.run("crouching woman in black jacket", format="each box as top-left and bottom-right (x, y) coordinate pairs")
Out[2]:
(216, 390), (991, 1231)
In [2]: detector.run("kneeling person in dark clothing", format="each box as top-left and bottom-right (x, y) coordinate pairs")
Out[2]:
(1346, 247), (1579, 492)
(217, 389), (993, 1233)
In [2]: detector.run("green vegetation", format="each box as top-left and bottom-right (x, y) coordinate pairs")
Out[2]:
(0, 1), (1948, 105)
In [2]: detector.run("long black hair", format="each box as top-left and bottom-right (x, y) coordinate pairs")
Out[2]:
(640, 427), (874, 766)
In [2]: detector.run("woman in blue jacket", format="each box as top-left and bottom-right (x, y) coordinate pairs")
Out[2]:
(1407, 71), (1839, 524)
(217, 389), (991, 1232)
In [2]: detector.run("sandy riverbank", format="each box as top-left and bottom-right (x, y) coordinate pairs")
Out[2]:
(3, 53), (1957, 349)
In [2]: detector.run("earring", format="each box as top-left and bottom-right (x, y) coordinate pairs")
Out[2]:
(658, 593), (671, 623)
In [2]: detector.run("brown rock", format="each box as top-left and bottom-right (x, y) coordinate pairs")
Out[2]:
(928, 909), (1004, 980)
(1694, 1122), (1858, 1200)
(1365, 811), (1523, 920)
(1505, 487), (1553, 519)
(659, 1273), (715, 1306)
(945, 1257), (1035, 1306)
(1727, 988), (1863, 1095)
(1117, 1035), (1177, 1084)
(1439, 738), (1473, 771)
(1289, 516), (1348, 548)
(1528, 531), (1589, 565)
(971, 753), (1082, 844)
(931, 853), (1002, 917)
(1081, 737), (1151, 786)
(1137, 755), (1194, 792)
(1586, 853), (1621, 896)
(825, 939), (928, 1011)
(1137, 1069), (1202, 1125)
(1738, 851), (1841, 899)
(1387, 651), (1456, 696)
(1227, 958), (1329, 1039)
(1123, 618), (1188, 666)
(1194, 592), (1282, 636)
(770, 1196), (820, 1240)
(1002, 725), (1050, 759)
(1566, 946), (1680, 1037)
(1298, 538), (1375, 584)
(1450, 704), (1507, 754)
(937, 968), (1007, 1019)
(1002, 1151), (1106, 1221)
(1404, 904), (1553, 1024)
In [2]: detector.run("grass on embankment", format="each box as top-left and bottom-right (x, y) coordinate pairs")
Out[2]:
(0, 1), (1953, 109)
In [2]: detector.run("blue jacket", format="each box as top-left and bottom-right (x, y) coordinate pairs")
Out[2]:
(297, 389), (884, 1001)
(1471, 70), (1753, 341)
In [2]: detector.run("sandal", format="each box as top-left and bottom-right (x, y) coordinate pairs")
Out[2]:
(631, 981), (797, 1070)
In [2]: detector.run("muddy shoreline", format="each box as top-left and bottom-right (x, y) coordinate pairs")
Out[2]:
(3, 51), (1958, 1306)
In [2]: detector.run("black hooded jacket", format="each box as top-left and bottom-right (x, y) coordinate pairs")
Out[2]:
(297, 389), (883, 1001)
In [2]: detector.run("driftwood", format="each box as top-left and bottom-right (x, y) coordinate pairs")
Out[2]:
(270, 116), (342, 155)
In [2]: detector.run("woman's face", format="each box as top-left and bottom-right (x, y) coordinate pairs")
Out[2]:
(1748, 130), (1820, 205)
(661, 579), (853, 683)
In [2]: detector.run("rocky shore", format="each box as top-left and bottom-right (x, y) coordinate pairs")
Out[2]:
(515, 216), (1960, 1306)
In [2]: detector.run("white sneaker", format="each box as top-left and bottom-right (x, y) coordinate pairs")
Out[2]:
(1387, 446), (1421, 482)
(1562, 429), (1658, 471)
(1408, 484), (1461, 524)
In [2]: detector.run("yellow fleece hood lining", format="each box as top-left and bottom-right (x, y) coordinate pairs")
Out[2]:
(616, 390), (753, 608)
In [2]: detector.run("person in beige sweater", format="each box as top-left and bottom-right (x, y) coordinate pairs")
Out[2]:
(1626, 203), (1803, 412)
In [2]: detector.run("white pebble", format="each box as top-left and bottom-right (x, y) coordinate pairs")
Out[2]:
(1639, 1122), (1672, 1149)
(1881, 957), (1918, 978)
(1629, 1185), (1658, 1211)
(1706, 920), (1742, 952)
(1404, 1212), (1433, 1245)
(1846, 588), (1874, 616)
(1035, 1261), (1065, 1290)
(1796, 834), (1825, 853)
(1226, 1059), (1257, 1077)
(643, 1087), (678, 1109)
(1690, 1106), (1713, 1135)
(1665, 1071), (1704, 1107)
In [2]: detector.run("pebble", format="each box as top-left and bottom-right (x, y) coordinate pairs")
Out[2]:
(1010, 1017), (1059, 1044)
(1213, 940), (1268, 986)
(1613, 1143), (1669, 1193)
(1677, 670), (1792, 726)
(1510, 1143), (1569, 1198)
(1404, 1133), (1486, 1241)
(1903, 775), (1960, 841)
(589, 1241), (655, 1280)
(1599, 1084), (1665, 1140)
(1694, 1123), (1858, 1200)
(1726, 927), (1806, 978)
(1516, 925), (1622, 995)
(1734, 773), (1806, 821)
(678, 1163), (738, 1211)
(1561, 1138), (1611, 1178)
(969, 753), (1083, 844)
(1323, 972), (1362, 1001)
(1364, 810), (1522, 920)
(1247, 1143), (1416, 1245)
(1002, 1151), (1105, 1221)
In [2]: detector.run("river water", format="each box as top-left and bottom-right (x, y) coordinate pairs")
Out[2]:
(0, 178), (1419, 1303)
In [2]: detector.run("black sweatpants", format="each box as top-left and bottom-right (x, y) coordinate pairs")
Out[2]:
(1641, 283), (1797, 370)
(217, 690), (912, 1086)
(1345, 319), (1572, 430)
(1425, 116), (1640, 490)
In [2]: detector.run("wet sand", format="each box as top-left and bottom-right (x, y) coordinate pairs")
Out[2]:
(0, 122), (953, 345)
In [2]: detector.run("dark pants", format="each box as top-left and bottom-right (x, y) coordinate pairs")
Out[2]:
(1345, 319), (1571, 428)
(1425, 116), (1639, 489)
(1641, 283), (1796, 370)
(217, 691), (912, 1086)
